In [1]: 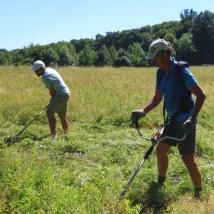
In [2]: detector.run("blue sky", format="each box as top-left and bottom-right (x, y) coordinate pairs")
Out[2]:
(0, 0), (213, 50)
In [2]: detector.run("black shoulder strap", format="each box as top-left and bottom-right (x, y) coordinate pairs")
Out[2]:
(174, 61), (189, 89)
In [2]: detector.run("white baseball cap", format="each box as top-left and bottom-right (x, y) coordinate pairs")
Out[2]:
(32, 60), (46, 72)
(147, 39), (171, 61)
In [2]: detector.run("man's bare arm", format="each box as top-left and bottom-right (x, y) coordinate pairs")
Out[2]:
(143, 89), (163, 114)
(131, 89), (163, 122)
(49, 87), (56, 97)
(188, 83), (206, 119)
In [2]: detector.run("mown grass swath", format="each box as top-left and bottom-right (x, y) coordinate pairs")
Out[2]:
(0, 65), (214, 213)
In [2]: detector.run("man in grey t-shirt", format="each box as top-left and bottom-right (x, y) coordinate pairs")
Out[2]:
(32, 60), (70, 140)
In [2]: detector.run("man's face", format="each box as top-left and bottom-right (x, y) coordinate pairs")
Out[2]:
(35, 68), (43, 76)
(153, 51), (168, 68)
(154, 54), (162, 66)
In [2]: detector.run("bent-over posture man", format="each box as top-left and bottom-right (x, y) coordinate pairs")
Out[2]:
(32, 60), (70, 140)
(132, 39), (206, 198)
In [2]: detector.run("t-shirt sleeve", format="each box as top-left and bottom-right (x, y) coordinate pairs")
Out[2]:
(42, 76), (52, 89)
(183, 67), (197, 88)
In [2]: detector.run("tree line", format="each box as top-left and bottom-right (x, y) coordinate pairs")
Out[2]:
(0, 9), (214, 67)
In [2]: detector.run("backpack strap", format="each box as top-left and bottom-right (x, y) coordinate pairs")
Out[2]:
(174, 61), (194, 113)
(174, 61), (189, 88)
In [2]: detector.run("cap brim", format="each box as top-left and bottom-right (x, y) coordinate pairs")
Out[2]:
(32, 65), (43, 72)
(146, 52), (156, 61)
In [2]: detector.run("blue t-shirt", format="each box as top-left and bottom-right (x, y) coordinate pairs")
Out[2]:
(42, 68), (70, 96)
(156, 58), (197, 122)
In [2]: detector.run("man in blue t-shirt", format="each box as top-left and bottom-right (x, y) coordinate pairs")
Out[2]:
(131, 39), (206, 198)
(32, 60), (70, 140)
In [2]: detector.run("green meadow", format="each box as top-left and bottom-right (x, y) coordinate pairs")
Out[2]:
(0, 65), (214, 213)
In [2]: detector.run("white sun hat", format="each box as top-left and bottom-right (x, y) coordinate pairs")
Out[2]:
(32, 60), (46, 72)
(147, 39), (171, 61)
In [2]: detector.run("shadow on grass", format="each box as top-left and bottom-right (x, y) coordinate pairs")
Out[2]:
(60, 144), (86, 155)
(140, 182), (169, 214)
(1, 134), (50, 148)
(23, 134), (50, 141)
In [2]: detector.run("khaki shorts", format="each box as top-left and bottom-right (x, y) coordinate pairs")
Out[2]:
(48, 93), (70, 114)
(160, 122), (196, 155)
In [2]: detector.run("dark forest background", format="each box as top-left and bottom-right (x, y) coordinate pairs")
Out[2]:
(0, 10), (214, 66)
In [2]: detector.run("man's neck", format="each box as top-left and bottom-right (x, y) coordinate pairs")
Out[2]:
(160, 60), (170, 73)
(41, 68), (46, 76)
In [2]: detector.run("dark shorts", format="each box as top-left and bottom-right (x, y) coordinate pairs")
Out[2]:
(160, 122), (196, 155)
(48, 93), (70, 114)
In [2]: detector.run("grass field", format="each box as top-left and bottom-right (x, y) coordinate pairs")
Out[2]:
(0, 65), (214, 213)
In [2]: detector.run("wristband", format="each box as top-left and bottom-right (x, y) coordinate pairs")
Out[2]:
(189, 116), (197, 123)
(142, 109), (146, 116)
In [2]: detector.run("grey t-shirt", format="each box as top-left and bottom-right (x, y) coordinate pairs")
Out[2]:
(42, 68), (70, 95)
